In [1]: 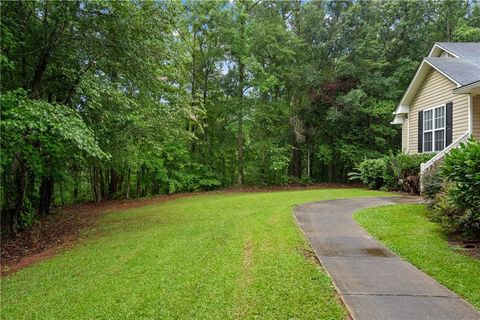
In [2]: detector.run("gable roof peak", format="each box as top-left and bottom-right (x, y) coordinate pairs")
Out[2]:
(430, 42), (480, 58)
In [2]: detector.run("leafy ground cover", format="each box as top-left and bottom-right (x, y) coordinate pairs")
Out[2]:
(1, 188), (389, 319)
(355, 204), (480, 310)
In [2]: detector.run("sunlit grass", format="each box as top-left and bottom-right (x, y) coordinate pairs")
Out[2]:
(1, 188), (391, 319)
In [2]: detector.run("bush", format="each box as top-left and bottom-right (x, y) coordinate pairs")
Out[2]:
(428, 184), (465, 231)
(382, 154), (400, 190)
(350, 153), (434, 193)
(349, 158), (387, 189)
(422, 166), (443, 203)
(391, 153), (434, 194)
(439, 138), (480, 237)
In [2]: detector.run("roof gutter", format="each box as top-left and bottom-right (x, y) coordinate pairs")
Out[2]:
(452, 80), (480, 95)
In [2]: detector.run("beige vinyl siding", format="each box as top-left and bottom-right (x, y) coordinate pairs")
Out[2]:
(401, 115), (409, 152)
(473, 94), (480, 139)
(407, 69), (469, 153)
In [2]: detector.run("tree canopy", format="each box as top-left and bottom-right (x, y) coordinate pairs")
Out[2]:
(1, 0), (479, 231)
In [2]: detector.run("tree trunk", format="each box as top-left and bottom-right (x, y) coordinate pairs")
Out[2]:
(99, 168), (106, 199)
(237, 53), (245, 185)
(190, 24), (198, 153)
(237, 106), (244, 185)
(12, 155), (28, 231)
(328, 161), (334, 183)
(292, 141), (302, 178)
(108, 167), (118, 199)
(307, 145), (311, 178)
(60, 182), (65, 206)
(92, 165), (101, 203)
(136, 170), (142, 198)
(39, 176), (54, 216)
(125, 167), (131, 199)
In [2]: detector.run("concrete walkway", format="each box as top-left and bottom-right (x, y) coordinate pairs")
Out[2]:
(293, 197), (480, 320)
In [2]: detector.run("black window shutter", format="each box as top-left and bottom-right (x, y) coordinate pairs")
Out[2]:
(446, 102), (453, 146)
(418, 111), (423, 153)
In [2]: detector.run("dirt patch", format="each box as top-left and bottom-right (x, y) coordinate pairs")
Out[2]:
(1, 183), (362, 276)
(448, 237), (480, 260)
(300, 247), (321, 265)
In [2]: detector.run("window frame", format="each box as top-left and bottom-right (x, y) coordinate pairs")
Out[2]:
(423, 104), (446, 153)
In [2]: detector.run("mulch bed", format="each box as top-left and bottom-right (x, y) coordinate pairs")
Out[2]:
(1, 183), (358, 275)
(448, 235), (480, 260)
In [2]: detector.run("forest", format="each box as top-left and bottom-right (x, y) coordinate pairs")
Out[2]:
(1, 0), (480, 232)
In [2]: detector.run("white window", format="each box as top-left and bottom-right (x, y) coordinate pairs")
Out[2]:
(423, 105), (445, 152)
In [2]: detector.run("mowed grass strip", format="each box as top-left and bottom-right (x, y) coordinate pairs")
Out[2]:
(355, 204), (480, 310)
(1, 189), (390, 319)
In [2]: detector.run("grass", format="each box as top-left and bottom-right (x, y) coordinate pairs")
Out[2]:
(355, 204), (480, 310)
(0, 188), (391, 319)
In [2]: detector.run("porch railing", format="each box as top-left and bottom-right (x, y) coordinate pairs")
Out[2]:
(420, 131), (470, 191)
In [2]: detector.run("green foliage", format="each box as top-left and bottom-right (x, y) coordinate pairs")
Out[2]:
(422, 167), (443, 203)
(429, 185), (466, 233)
(349, 158), (386, 190)
(351, 153), (434, 193)
(382, 154), (400, 191)
(2, 0), (478, 231)
(1, 89), (106, 229)
(1, 90), (108, 162)
(439, 138), (480, 237)
(390, 153), (434, 194)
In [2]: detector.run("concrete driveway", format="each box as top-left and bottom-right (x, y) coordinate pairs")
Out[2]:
(293, 197), (480, 320)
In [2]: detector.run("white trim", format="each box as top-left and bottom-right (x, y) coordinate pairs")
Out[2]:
(391, 114), (404, 124)
(406, 114), (410, 152)
(393, 105), (409, 115)
(394, 60), (428, 114)
(420, 131), (470, 174)
(468, 94), (473, 134)
(393, 57), (461, 116)
(453, 81), (480, 94)
(422, 104), (446, 153)
(428, 43), (461, 58)
(423, 59), (461, 87)
(427, 45), (437, 57)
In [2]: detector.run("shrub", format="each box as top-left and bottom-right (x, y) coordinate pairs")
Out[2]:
(422, 166), (443, 203)
(392, 153), (434, 194)
(351, 153), (434, 193)
(349, 158), (387, 189)
(429, 184), (465, 231)
(382, 154), (400, 190)
(439, 138), (480, 237)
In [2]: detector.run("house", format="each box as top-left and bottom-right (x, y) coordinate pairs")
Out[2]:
(391, 42), (480, 174)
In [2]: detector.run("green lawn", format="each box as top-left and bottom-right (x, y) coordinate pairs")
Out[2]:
(1, 188), (390, 319)
(355, 204), (480, 310)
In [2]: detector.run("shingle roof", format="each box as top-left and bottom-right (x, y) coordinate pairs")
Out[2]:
(425, 57), (480, 86)
(394, 42), (480, 116)
(435, 42), (480, 58)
